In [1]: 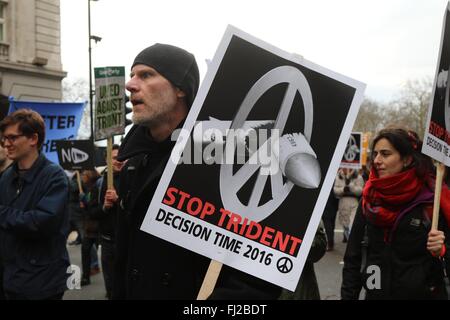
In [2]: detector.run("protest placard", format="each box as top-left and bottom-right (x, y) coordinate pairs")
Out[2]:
(140, 26), (365, 290)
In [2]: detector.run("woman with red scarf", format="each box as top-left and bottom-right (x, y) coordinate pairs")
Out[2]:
(341, 127), (450, 300)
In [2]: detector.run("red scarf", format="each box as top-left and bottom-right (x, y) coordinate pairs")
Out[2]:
(362, 167), (423, 228)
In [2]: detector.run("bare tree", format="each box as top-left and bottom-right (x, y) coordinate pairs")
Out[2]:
(62, 77), (91, 139)
(388, 77), (432, 138)
(352, 97), (386, 135)
(62, 77), (89, 102)
(353, 77), (433, 142)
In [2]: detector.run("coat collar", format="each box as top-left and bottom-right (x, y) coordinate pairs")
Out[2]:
(117, 124), (180, 161)
(12, 152), (47, 183)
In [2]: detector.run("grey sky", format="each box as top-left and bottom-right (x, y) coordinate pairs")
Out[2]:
(60, 0), (449, 102)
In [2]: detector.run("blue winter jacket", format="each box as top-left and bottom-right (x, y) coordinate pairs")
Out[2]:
(0, 153), (70, 299)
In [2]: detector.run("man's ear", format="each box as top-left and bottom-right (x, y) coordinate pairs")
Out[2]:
(176, 88), (186, 99)
(30, 133), (39, 148)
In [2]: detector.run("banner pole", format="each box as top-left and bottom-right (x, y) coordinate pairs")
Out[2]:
(197, 260), (223, 300)
(432, 162), (446, 230)
(107, 136), (113, 190)
(75, 170), (83, 194)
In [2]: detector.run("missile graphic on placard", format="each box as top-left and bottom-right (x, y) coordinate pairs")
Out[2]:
(193, 117), (321, 189)
(273, 132), (321, 189)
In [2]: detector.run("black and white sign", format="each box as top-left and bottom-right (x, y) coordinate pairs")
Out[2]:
(140, 26), (365, 290)
(340, 132), (362, 169)
(55, 140), (96, 170)
(94, 66), (126, 141)
(423, 2), (450, 166)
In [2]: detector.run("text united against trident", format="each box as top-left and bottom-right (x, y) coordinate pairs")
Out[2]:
(96, 83), (124, 130)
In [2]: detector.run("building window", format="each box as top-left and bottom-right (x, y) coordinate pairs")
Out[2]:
(0, 2), (6, 43)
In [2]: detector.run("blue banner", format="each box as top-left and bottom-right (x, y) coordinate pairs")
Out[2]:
(8, 99), (86, 164)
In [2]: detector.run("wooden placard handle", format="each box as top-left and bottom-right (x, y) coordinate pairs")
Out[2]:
(432, 162), (446, 230)
(197, 260), (223, 300)
(75, 170), (83, 194)
(106, 137), (114, 190)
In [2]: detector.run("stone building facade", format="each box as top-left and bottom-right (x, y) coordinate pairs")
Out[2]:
(0, 0), (65, 102)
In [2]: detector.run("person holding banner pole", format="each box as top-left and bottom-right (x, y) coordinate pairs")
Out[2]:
(341, 127), (450, 300)
(79, 169), (101, 286)
(95, 144), (124, 299)
(113, 44), (280, 300)
(0, 109), (70, 300)
(333, 168), (364, 243)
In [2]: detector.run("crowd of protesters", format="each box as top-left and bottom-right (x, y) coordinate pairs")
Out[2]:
(0, 43), (449, 301)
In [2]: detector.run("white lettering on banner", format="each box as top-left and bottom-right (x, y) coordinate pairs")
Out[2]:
(61, 147), (89, 164)
(98, 69), (121, 77)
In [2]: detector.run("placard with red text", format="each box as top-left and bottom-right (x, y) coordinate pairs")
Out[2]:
(140, 25), (365, 290)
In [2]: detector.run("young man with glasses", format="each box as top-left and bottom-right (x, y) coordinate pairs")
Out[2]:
(0, 108), (70, 300)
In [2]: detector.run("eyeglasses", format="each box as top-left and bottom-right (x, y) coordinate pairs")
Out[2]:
(0, 134), (26, 146)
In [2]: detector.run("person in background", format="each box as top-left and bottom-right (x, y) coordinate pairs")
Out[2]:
(322, 189), (339, 251)
(360, 164), (370, 182)
(334, 168), (364, 243)
(0, 109), (70, 300)
(79, 169), (101, 286)
(95, 144), (125, 299)
(67, 172), (84, 246)
(279, 221), (327, 299)
(341, 127), (450, 300)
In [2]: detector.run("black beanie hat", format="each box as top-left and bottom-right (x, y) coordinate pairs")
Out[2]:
(131, 43), (200, 108)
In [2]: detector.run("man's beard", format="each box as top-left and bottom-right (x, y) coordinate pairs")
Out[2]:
(132, 101), (175, 127)
(132, 112), (164, 127)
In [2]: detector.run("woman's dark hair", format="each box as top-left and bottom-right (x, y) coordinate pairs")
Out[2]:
(371, 127), (434, 179)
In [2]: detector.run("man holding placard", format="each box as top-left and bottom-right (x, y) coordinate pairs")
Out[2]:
(113, 43), (280, 299)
